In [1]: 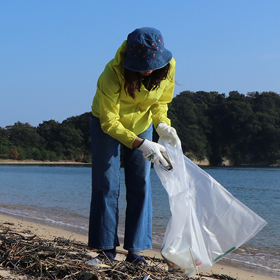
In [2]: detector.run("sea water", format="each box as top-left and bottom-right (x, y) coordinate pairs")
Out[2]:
(0, 164), (279, 278)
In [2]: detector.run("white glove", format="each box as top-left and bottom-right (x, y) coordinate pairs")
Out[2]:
(138, 139), (168, 166)
(156, 123), (179, 147)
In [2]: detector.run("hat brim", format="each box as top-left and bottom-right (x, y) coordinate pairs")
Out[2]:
(124, 48), (172, 72)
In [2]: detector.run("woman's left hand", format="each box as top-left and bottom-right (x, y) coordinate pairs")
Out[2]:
(156, 123), (180, 147)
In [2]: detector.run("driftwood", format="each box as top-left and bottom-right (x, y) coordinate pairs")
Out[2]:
(0, 222), (236, 280)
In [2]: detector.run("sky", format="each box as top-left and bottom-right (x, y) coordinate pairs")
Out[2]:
(1, 0), (280, 128)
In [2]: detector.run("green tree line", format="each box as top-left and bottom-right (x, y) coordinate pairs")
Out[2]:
(168, 90), (280, 165)
(1, 91), (280, 165)
(0, 113), (91, 163)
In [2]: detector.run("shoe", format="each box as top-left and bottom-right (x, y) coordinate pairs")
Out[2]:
(125, 254), (147, 264)
(97, 249), (116, 260)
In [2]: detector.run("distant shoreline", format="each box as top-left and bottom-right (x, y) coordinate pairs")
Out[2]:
(1, 159), (279, 167)
(0, 160), (91, 165)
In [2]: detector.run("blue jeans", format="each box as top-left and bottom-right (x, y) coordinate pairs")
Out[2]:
(88, 115), (153, 251)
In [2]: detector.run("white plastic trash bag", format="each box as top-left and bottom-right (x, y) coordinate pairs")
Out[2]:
(154, 136), (267, 276)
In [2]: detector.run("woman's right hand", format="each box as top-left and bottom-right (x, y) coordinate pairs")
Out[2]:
(137, 139), (168, 166)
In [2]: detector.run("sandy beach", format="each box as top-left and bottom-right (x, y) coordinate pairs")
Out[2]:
(0, 213), (276, 280)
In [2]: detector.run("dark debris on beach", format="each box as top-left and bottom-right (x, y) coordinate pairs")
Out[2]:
(0, 222), (237, 280)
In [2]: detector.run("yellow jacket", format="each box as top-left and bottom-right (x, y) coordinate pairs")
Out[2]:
(91, 40), (176, 148)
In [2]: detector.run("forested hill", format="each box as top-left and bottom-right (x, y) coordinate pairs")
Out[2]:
(0, 113), (91, 163)
(1, 91), (280, 166)
(168, 91), (280, 165)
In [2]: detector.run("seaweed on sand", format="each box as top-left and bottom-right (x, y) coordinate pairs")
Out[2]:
(0, 222), (236, 280)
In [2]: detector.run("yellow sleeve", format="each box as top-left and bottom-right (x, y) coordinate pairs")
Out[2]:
(151, 58), (176, 128)
(95, 66), (138, 148)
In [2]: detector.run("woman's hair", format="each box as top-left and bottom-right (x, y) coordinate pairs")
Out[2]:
(124, 63), (171, 99)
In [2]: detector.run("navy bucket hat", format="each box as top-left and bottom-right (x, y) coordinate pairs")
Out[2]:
(123, 27), (172, 72)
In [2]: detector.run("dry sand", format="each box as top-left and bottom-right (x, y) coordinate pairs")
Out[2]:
(0, 213), (276, 280)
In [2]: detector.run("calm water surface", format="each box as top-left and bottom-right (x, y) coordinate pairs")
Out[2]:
(0, 165), (279, 278)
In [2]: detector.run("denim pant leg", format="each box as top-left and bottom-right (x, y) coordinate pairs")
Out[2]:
(88, 115), (121, 249)
(122, 123), (153, 251)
